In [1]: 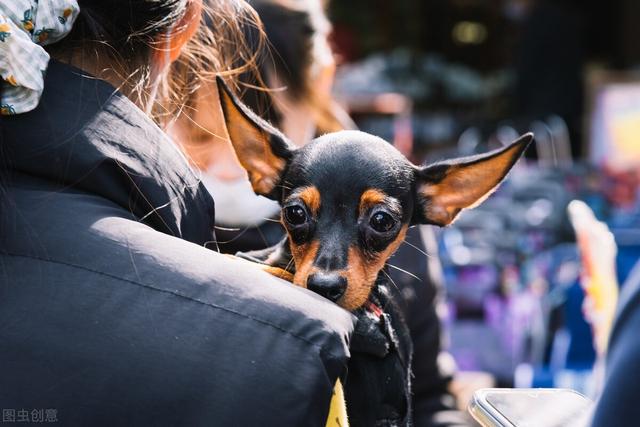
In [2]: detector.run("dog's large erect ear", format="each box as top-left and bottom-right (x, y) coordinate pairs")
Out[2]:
(216, 76), (294, 199)
(413, 133), (533, 226)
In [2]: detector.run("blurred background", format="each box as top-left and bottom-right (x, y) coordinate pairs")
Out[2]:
(326, 0), (640, 405)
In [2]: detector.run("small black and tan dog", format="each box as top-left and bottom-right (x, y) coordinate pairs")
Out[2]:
(216, 77), (532, 426)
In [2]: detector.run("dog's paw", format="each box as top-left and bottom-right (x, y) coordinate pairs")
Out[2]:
(263, 266), (295, 282)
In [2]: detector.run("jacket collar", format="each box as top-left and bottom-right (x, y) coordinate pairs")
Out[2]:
(0, 60), (216, 246)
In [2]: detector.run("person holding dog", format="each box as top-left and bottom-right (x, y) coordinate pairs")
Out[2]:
(171, 0), (472, 425)
(0, 1), (354, 425)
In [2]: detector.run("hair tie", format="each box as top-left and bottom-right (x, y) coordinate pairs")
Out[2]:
(0, 0), (79, 115)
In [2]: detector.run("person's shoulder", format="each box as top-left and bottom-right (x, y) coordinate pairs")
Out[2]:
(2, 186), (354, 356)
(100, 215), (355, 348)
(1, 188), (353, 425)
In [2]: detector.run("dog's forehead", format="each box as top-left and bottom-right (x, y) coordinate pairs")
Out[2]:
(289, 130), (414, 198)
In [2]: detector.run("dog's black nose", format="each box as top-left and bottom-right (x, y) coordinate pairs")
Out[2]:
(307, 273), (347, 302)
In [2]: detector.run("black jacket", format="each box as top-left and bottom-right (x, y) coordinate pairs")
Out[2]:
(0, 61), (354, 426)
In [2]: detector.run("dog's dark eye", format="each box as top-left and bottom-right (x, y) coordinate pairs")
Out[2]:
(370, 211), (396, 233)
(284, 205), (308, 226)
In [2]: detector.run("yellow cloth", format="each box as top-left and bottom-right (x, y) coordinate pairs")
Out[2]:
(325, 379), (348, 427)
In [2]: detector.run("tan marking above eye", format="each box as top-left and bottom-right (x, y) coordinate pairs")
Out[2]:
(359, 188), (387, 214)
(358, 188), (402, 221)
(290, 186), (321, 217)
(359, 189), (387, 216)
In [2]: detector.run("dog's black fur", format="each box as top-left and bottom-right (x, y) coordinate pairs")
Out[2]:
(216, 77), (532, 426)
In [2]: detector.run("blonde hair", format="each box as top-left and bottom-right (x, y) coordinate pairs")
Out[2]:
(47, 0), (266, 125)
(157, 1), (267, 124)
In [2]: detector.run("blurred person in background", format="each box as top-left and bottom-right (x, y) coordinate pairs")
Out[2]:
(569, 201), (640, 427)
(172, 0), (471, 425)
(0, 0), (354, 425)
(568, 200), (640, 426)
(591, 257), (640, 426)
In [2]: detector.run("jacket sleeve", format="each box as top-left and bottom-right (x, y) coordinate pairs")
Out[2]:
(389, 226), (472, 427)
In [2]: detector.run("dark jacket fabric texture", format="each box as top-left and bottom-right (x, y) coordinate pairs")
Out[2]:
(0, 60), (355, 426)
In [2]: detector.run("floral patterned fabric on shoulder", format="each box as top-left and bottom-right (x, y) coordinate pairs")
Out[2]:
(0, 0), (79, 115)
